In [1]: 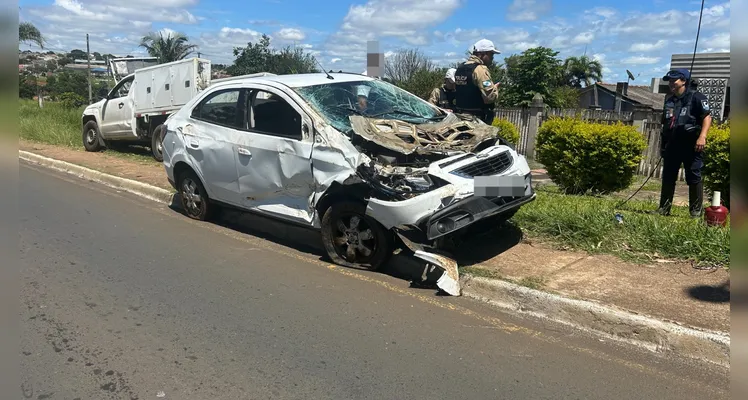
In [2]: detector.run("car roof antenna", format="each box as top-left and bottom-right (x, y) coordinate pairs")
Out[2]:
(315, 57), (334, 80)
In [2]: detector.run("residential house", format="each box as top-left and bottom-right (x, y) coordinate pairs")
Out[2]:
(578, 82), (666, 113)
(651, 52), (730, 121)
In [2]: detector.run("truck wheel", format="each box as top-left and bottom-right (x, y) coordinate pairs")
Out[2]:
(321, 201), (393, 271)
(151, 124), (165, 162)
(82, 121), (103, 152)
(177, 169), (215, 221)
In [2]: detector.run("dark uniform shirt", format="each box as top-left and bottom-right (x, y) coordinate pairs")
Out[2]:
(453, 55), (498, 124)
(428, 85), (456, 109)
(661, 89), (711, 152)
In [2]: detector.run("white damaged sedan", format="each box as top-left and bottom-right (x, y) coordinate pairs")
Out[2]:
(161, 72), (535, 295)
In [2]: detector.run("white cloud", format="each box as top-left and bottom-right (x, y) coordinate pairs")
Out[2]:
(276, 28), (306, 42)
(506, 0), (552, 22)
(702, 32), (730, 49)
(340, 0), (461, 40)
(621, 55), (661, 65)
(444, 51), (457, 57)
(588, 7), (616, 19)
(571, 31), (595, 45)
(628, 40), (667, 52)
(331, 58), (342, 63)
(592, 53), (606, 63)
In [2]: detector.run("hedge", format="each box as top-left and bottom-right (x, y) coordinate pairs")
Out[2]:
(491, 117), (520, 146)
(536, 117), (647, 194)
(703, 122), (730, 208)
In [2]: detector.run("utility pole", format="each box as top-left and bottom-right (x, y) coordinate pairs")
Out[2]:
(197, 52), (201, 58)
(86, 33), (92, 103)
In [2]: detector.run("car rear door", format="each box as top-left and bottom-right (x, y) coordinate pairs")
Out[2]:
(181, 87), (246, 207)
(235, 85), (316, 225)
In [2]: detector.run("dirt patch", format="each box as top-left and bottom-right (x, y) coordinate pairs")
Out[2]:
(20, 140), (172, 190)
(462, 237), (730, 332)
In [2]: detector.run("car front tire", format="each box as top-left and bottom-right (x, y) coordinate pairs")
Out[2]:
(82, 121), (104, 152)
(321, 201), (393, 271)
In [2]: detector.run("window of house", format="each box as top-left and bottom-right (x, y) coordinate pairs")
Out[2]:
(249, 89), (302, 140)
(191, 88), (245, 129)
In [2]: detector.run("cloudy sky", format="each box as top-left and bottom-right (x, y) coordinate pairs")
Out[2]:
(19, 0), (730, 83)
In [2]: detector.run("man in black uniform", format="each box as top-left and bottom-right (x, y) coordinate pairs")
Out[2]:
(656, 68), (713, 217)
(453, 39), (501, 125)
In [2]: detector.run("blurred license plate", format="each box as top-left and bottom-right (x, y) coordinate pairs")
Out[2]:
(474, 176), (526, 197)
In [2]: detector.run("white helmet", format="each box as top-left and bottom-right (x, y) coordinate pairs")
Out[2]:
(445, 68), (457, 82)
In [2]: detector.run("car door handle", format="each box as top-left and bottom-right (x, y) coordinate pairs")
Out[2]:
(237, 148), (251, 156)
(118, 102), (124, 109)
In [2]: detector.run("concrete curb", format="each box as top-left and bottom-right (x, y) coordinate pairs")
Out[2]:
(19, 150), (176, 206)
(19, 150), (730, 368)
(460, 275), (730, 368)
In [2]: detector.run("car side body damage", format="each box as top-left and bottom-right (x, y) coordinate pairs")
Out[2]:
(161, 73), (535, 297)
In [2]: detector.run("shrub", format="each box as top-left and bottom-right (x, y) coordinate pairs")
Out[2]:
(536, 117), (647, 194)
(703, 123), (730, 208)
(58, 92), (87, 109)
(491, 117), (520, 146)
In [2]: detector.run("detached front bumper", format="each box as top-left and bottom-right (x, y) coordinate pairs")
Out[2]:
(421, 178), (536, 241)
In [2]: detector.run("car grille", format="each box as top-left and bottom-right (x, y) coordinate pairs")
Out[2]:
(450, 151), (513, 178)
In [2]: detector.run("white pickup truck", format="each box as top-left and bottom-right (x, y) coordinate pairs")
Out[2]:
(81, 58), (213, 161)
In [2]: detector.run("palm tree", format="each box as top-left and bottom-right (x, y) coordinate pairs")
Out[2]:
(139, 31), (198, 63)
(562, 55), (603, 88)
(19, 21), (44, 49)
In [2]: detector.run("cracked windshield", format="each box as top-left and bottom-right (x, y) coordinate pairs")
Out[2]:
(294, 79), (445, 135)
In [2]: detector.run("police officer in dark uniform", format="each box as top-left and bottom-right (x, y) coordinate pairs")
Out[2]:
(453, 39), (501, 124)
(656, 68), (713, 217)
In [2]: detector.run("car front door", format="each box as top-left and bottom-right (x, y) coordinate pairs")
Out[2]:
(100, 76), (134, 137)
(235, 86), (316, 225)
(181, 87), (247, 207)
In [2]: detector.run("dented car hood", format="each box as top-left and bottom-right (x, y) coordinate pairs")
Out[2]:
(348, 114), (501, 156)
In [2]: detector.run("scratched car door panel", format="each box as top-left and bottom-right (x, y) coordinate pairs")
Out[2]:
(183, 87), (246, 207)
(236, 86), (316, 225)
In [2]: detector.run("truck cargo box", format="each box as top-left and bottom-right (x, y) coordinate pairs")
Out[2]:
(133, 58), (211, 116)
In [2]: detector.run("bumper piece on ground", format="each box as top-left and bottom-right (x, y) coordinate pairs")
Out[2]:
(395, 230), (461, 296)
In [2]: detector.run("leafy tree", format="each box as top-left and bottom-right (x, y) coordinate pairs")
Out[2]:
(19, 21), (44, 48)
(139, 31), (198, 63)
(562, 55), (603, 88)
(227, 34), (319, 76)
(385, 49), (435, 84)
(69, 49), (87, 60)
(498, 47), (566, 107)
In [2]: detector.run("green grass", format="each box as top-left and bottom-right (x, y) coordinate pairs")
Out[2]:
(516, 276), (547, 290)
(19, 99), (84, 147)
(513, 186), (730, 268)
(19, 99), (154, 164)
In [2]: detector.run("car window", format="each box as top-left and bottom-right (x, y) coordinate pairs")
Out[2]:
(112, 78), (133, 98)
(191, 88), (245, 129)
(249, 89), (302, 140)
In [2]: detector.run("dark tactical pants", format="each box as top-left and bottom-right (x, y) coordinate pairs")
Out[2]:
(659, 141), (704, 216)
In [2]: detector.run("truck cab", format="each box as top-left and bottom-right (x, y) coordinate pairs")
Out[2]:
(81, 57), (212, 162)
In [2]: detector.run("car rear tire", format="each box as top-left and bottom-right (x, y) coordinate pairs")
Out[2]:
(321, 201), (393, 271)
(82, 121), (103, 152)
(177, 169), (214, 221)
(151, 124), (166, 162)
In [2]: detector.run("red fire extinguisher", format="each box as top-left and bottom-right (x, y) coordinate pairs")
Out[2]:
(705, 191), (728, 227)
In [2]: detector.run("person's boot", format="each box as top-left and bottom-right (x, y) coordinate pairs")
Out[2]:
(656, 179), (676, 216)
(689, 181), (704, 218)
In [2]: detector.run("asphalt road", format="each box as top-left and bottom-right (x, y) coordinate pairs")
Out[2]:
(19, 161), (729, 400)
